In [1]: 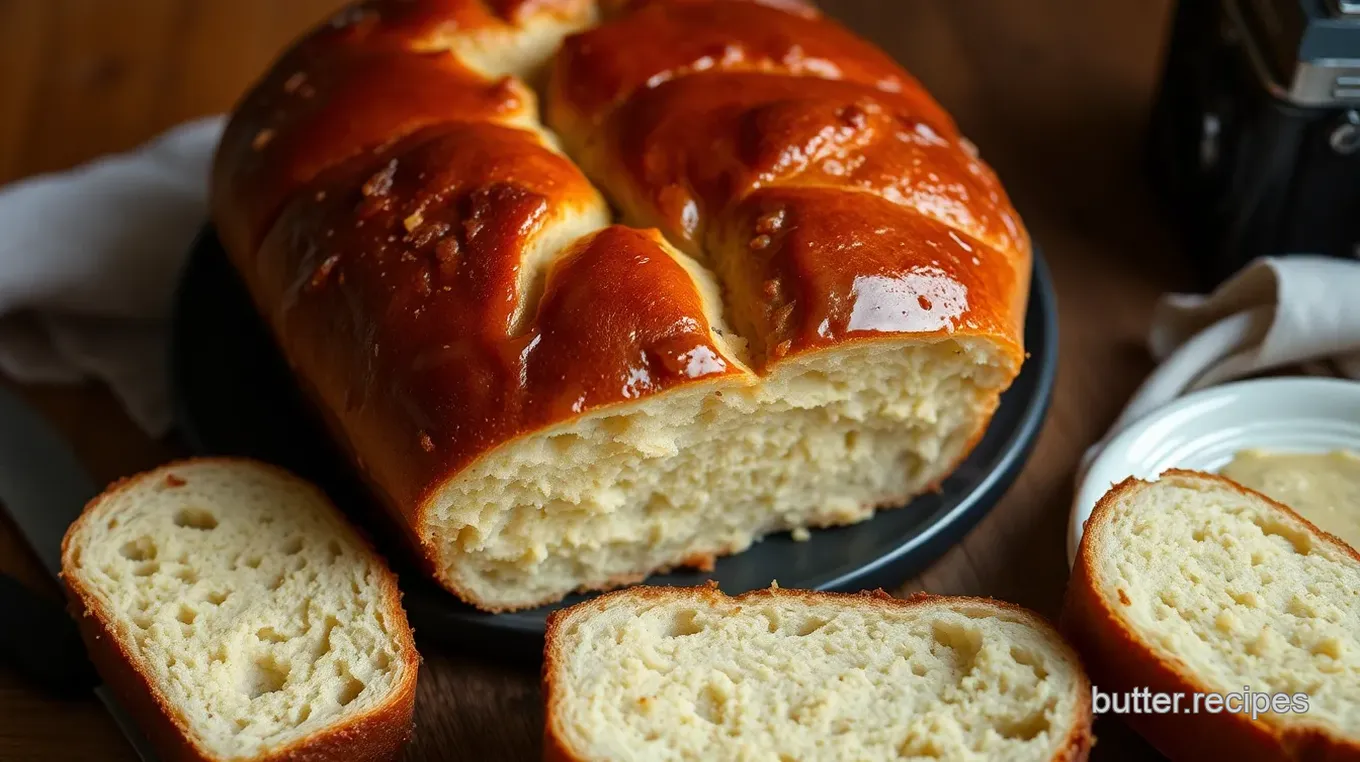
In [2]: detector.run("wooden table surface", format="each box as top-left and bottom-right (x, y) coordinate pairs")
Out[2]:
(0, 1), (1189, 759)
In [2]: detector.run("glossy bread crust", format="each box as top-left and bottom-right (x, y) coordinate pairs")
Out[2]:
(541, 585), (1094, 762)
(713, 186), (1024, 363)
(213, 44), (530, 260)
(212, 0), (1030, 608)
(1061, 471), (1360, 762)
(253, 120), (744, 527)
(59, 458), (420, 762)
(551, 0), (926, 125)
(548, 0), (1028, 368)
(213, 0), (598, 259)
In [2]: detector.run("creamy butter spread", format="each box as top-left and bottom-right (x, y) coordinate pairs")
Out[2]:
(1220, 449), (1360, 551)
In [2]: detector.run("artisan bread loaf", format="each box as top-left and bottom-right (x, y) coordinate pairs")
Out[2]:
(1062, 470), (1360, 762)
(60, 459), (418, 762)
(543, 585), (1093, 762)
(212, 0), (1031, 611)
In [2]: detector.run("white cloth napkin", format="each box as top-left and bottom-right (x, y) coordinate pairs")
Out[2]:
(0, 116), (225, 436)
(1082, 255), (1360, 475)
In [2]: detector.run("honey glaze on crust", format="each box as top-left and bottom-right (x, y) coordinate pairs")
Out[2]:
(256, 122), (743, 519)
(714, 187), (1025, 367)
(528, 226), (745, 411)
(584, 72), (1023, 257)
(550, 0), (933, 123)
(212, 32), (532, 258)
(213, 0), (602, 265)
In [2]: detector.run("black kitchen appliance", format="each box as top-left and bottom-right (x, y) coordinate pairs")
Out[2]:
(1148, 0), (1360, 286)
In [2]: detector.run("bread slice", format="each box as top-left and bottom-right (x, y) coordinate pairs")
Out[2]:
(1062, 470), (1360, 762)
(60, 458), (419, 762)
(542, 585), (1093, 761)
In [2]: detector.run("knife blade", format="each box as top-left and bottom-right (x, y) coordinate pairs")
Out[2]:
(0, 384), (159, 762)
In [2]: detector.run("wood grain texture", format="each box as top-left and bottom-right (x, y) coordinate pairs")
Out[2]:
(0, 1), (1183, 759)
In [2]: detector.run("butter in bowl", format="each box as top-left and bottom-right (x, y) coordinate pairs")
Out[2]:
(1220, 448), (1360, 552)
(1070, 376), (1360, 561)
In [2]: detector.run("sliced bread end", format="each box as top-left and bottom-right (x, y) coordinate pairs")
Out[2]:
(1063, 470), (1360, 762)
(60, 457), (419, 762)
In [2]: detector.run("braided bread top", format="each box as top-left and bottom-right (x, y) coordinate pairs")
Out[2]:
(211, 0), (1028, 534)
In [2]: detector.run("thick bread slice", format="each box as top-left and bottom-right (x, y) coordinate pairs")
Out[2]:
(543, 585), (1093, 762)
(60, 458), (419, 762)
(1062, 470), (1360, 762)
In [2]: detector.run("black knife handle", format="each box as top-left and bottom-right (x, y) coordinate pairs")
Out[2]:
(0, 573), (99, 698)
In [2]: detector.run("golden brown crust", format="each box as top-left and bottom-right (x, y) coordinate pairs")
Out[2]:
(253, 121), (746, 523)
(213, 0), (1030, 611)
(618, 73), (1005, 248)
(59, 457), (420, 762)
(212, 0), (600, 260)
(712, 187), (1025, 366)
(550, 0), (935, 129)
(549, 0), (1029, 363)
(212, 6), (531, 260)
(1061, 470), (1360, 762)
(542, 585), (1093, 762)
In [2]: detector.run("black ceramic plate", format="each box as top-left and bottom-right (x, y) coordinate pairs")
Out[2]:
(170, 227), (1058, 653)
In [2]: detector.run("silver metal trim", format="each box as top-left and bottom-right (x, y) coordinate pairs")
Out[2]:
(1329, 109), (1360, 152)
(1227, 0), (1360, 106)
(1296, 59), (1360, 105)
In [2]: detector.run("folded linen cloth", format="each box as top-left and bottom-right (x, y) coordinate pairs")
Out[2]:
(0, 116), (225, 435)
(1082, 255), (1360, 476)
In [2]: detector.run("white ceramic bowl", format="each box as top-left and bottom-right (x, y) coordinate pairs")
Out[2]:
(1069, 376), (1360, 565)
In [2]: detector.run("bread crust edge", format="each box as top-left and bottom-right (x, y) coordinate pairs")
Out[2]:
(58, 456), (421, 762)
